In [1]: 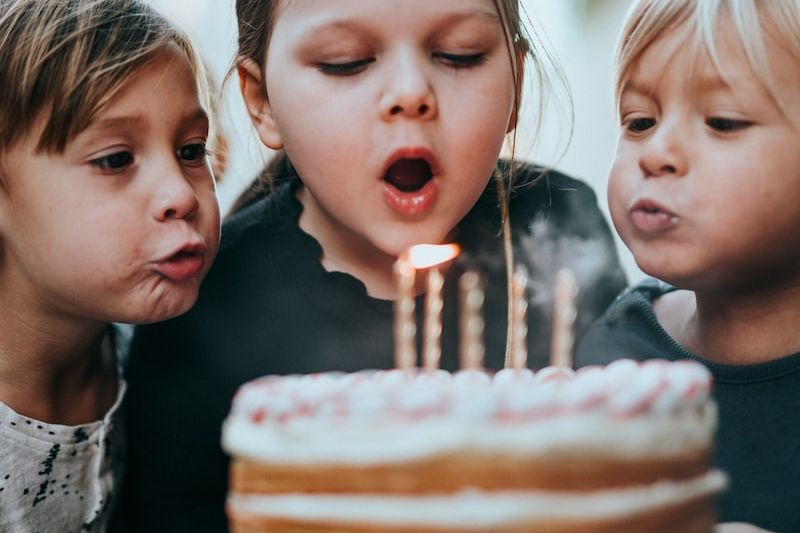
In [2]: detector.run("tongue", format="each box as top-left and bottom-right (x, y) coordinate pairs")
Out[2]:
(385, 159), (432, 192)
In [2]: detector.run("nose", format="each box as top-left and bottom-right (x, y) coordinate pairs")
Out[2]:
(638, 118), (688, 178)
(154, 164), (200, 222)
(379, 51), (437, 121)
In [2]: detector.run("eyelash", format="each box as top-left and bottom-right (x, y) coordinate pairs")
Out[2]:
(317, 59), (374, 76)
(706, 117), (752, 132)
(316, 52), (487, 76)
(432, 52), (487, 68)
(89, 143), (209, 173)
(624, 117), (656, 133)
(622, 117), (752, 135)
(90, 151), (134, 172)
(179, 143), (210, 166)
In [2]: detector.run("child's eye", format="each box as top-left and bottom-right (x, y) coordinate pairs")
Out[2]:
(433, 52), (487, 68)
(706, 117), (751, 132)
(317, 58), (374, 76)
(90, 151), (134, 172)
(178, 143), (210, 166)
(624, 117), (656, 133)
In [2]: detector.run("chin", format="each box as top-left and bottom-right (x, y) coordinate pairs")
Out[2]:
(128, 292), (199, 324)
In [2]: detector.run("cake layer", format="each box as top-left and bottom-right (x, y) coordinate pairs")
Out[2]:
(227, 471), (726, 532)
(230, 447), (711, 494)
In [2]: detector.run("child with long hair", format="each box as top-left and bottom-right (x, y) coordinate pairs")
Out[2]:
(575, 0), (800, 530)
(123, 1), (626, 530)
(0, 0), (220, 530)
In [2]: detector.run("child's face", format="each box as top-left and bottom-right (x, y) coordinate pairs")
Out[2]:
(609, 24), (800, 291)
(0, 45), (220, 324)
(252, 0), (516, 257)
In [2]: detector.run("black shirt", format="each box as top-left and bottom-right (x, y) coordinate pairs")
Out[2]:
(121, 162), (626, 531)
(575, 279), (800, 533)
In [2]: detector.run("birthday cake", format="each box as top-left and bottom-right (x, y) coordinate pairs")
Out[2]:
(222, 359), (726, 532)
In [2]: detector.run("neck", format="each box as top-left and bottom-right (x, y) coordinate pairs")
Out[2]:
(297, 185), (398, 299)
(657, 282), (800, 365)
(0, 295), (115, 424)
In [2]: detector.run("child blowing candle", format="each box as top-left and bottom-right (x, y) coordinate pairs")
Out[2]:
(0, 1), (219, 530)
(576, 0), (800, 530)
(123, 1), (626, 530)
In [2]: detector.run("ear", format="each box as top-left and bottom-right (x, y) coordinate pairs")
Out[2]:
(506, 48), (526, 134)
(238, 58), (283, 150)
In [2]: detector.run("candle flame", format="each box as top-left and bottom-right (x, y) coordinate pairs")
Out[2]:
(406, 244), (460, 269)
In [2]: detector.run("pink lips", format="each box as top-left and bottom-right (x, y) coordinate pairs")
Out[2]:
(381, 147), (440, 216)
(629, 199), (678, 233)
(156, 244), (206, 282)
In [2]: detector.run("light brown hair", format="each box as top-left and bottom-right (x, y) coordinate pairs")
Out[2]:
(0, 0), (208, 156)
(232, 0), (565, 364)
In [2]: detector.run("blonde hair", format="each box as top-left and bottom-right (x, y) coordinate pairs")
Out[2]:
(0, 0), (209, 155)
(616, 0), (800, 113)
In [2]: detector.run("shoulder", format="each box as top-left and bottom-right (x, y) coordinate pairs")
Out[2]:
(509, 161), (599, 204)
(575, 279), (677, 366)
(219, 179), (299, 254)
(506, 162), (605, 236)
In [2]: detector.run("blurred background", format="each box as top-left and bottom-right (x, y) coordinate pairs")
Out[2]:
(148, 0), (643, 283)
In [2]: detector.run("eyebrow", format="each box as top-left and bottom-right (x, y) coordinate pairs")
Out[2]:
(86, 108), (209, 135)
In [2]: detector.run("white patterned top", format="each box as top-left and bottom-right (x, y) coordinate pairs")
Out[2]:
(0, 329), (127, 533)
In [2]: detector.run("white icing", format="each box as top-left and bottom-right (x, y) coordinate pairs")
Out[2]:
(222, 361), (716, 464)
(222, 403), (716, 464)
(228, 471), (727, 527)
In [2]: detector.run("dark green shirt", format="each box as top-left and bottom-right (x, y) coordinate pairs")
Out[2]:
(576, 279), (800, 533)
(121, 162), (626, 532)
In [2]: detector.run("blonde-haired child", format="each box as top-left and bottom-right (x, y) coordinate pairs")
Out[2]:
(122, 0), (627, 529)
(0, 0), (220, 530)
(576, 0), (800, 530)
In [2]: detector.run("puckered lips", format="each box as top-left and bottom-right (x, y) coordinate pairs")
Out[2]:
(155, 242), (207, 282)
(629, 198), (678, 234)
(381, 148), (440, 216)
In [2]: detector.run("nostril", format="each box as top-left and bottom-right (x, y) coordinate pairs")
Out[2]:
(418, 103), (429, 115)
(164, 208), (177, 219)
(390, 105), (403, 115)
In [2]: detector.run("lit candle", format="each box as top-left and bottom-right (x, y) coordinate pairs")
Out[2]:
(459, 271), (484, 370)
(422, 267), (444, 371)
(550, 268), (578, 368)
(510, 268), (528, 370)
(393, 258), (417, 370)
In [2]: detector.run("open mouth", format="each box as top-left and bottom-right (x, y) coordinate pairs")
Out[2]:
(384, 158), (433, 192)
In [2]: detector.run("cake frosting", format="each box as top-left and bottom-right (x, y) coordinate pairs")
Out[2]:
(222, 359), (726, 532)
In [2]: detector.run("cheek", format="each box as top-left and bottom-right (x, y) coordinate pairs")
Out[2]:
(607, 160), (631, 211)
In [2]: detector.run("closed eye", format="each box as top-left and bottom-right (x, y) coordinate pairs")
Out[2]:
(433, 52), (486, 68)
(706, 117), (751, 132)
(317, 58), (374, 76)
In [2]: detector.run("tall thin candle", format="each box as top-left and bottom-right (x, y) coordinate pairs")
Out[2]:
(459, 271), (484, 370)
(393, 259), (417, 369)
(510, 268), (528, 370)
(550, 268), (578, 368)
(422, 267), (444, 371)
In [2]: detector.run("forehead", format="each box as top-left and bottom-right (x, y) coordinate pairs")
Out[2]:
(271, 0), (502, 36)
(625, 19), (800, 112)
(81, 45), (207, 136)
